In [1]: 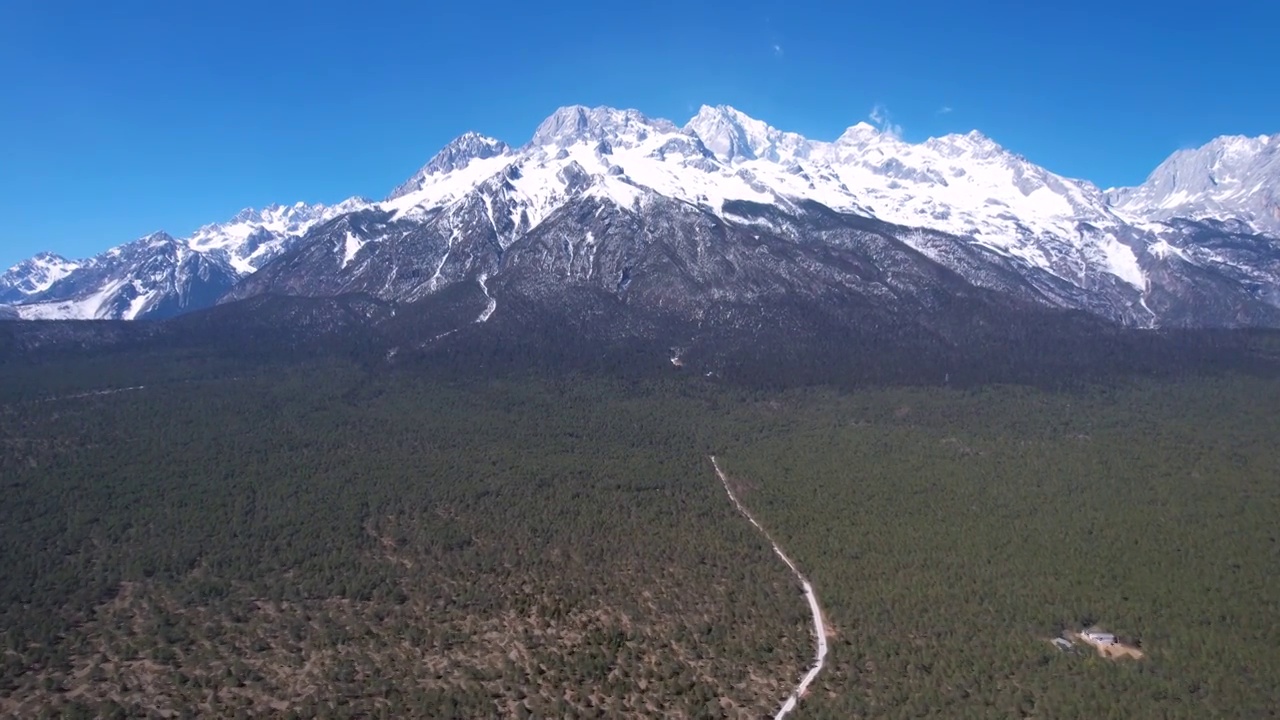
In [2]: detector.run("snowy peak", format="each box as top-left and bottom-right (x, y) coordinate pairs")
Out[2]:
(2, 197), (367, 320)
(384, 105), (706, 225)
(0, 252), (82, 303)
(834, 121), (880, 146)
(192, 203), (323, 245)
(141, 231), (177, 246)
(685, 105), (813, 163)
(529, 106), (680, 150)
(5, 102), (1279, 328)
(686, 105), (761, 161)
(923, 130), (1005, 159)
(7, 226), (242, 321)
(385, 132), (513, 204)
(1108, 132), (1280, 234)
(381, 103), (1136, 287)
(187, 198), (368, 274)
(422, 132), (510, 178)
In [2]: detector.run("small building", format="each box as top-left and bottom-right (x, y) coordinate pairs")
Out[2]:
(1083, 630), (1116, 646)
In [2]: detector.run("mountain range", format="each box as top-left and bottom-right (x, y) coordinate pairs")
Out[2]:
(3, 105), (1278, 339)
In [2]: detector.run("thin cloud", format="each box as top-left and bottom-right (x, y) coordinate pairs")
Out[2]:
(937, 106), (953, 115)
(772, 43), (784, 57)
(869, 104), (903, 138)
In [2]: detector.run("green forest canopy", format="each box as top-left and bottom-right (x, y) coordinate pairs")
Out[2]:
(0, 353), (1276, 718)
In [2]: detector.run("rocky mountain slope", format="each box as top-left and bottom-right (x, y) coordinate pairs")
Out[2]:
(2, 201), (366, 320)
(1108, 133), (1280, 236)
(4, 106), (1278, 330)
(0, 253), (82, 305)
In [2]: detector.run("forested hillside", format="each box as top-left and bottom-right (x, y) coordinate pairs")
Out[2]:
(1, 351), (1277, 718)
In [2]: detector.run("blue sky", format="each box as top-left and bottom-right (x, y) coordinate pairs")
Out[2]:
(2, 0), (1277, 268)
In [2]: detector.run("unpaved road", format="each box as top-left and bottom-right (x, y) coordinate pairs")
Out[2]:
(710, 456), (828, 719)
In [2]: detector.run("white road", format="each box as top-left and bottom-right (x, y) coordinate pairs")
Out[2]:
(40, 385), (147, 403)
(710, 456), (828, 720)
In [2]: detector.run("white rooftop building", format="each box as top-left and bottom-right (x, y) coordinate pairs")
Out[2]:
(1082, 630), (1116, 646)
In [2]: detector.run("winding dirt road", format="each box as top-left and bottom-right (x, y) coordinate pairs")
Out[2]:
(710, 456), (828, 719)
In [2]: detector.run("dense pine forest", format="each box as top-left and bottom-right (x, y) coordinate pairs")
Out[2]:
(1, 346), (1278, 718)
(717, 379), (1280, 718)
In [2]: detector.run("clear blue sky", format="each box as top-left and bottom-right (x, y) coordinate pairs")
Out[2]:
(2, 0), (1277, 268)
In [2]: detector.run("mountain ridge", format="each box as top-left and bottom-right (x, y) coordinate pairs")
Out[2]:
(4, 105), (1278, 329)
(1107, 132), (1280, 235)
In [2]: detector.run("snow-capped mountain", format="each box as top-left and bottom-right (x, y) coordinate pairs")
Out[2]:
(372, 103), (1138, 286)
(5, 105), (1279, 330)
(386, 132), (513, 201)
(1108, 133), (1280, 236)
(12, 233), (244, 321)
(229, 104), (1280, 328)
(0, 253), (82, 304)
(687, 105), (1149, 295)
(188, 199), (370, 275)
(4, 199), (367, 320)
